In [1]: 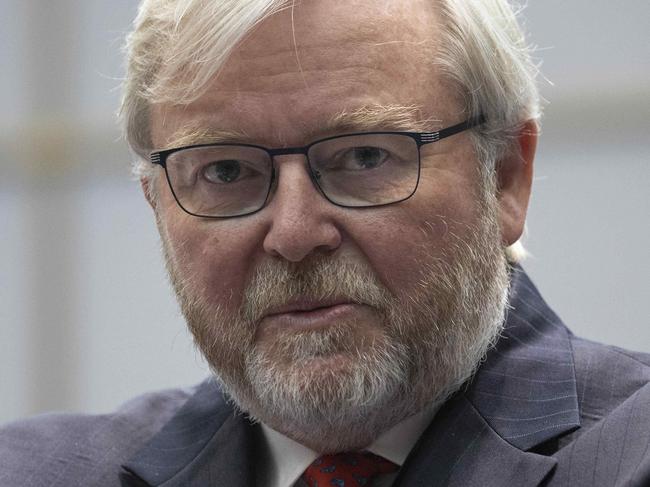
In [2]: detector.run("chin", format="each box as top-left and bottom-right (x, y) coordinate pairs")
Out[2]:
(215, 328), (414, 451)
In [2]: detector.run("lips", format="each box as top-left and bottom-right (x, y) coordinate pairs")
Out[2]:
(258, 298), (363, 333)
(264, 298), (355, 317)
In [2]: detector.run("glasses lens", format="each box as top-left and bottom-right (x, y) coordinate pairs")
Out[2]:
(165, 145), (272, 217)
(308, 134), (420, 207)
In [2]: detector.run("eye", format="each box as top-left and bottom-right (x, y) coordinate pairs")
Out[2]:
(338, 146), (390, 170)
(202, 160), (242, 183)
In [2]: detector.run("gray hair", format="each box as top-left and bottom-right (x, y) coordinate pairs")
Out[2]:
(120, 0), (541, 261)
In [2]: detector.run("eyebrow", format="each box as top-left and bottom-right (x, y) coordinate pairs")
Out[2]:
(163, 126), (251, 150)
(164, 104), (442, 149)
(322, 104), (441, 135)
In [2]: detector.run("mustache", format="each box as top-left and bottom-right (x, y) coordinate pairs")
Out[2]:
(241, 254), (393, 323)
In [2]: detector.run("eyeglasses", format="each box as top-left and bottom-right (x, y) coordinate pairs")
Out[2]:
(150, 116), (484, 219)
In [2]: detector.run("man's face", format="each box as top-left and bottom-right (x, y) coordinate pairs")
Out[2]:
(149, 0), (511, 452)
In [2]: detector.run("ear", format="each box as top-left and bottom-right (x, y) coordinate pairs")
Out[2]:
(140, 176), (157, 211)
(495, 120), (537, 246)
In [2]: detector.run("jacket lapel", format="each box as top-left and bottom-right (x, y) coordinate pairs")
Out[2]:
(395, 266), (581, 485)
(393, 394), (557, 486)
(120, 379), (256, 487)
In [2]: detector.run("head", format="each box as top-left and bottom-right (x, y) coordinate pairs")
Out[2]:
(121, 0), (539, 452)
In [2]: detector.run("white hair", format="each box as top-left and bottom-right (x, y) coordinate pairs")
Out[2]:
(120, 0), (540, 261)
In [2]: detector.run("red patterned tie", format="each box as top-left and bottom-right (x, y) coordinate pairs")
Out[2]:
(301, 451), (399, 487)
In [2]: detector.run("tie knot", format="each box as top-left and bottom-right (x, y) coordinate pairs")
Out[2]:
(302, 451), (398, 487)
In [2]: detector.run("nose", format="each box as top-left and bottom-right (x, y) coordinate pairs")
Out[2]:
(262, 157), (342, 262)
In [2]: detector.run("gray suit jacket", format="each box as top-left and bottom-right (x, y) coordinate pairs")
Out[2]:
(2, 268), (649, 486)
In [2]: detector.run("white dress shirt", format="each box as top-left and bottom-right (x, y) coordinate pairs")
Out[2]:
(256, 406), (438, 487)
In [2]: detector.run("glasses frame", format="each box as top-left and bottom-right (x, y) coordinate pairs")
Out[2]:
(150, 115), (485, 219)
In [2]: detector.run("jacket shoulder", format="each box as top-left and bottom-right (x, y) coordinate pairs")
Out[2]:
(0, 385), (195, 487)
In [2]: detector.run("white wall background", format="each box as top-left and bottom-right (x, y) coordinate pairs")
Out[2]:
(1, 0), (649, 424)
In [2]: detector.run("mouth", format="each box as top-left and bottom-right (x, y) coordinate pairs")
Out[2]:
(265, 298), (355, 317)
(259, 298), (362, 332)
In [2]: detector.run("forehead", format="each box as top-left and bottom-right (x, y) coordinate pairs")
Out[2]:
(152, 0), (455, 148)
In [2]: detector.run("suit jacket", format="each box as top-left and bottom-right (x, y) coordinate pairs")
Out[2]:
(1, 268), (649, 486)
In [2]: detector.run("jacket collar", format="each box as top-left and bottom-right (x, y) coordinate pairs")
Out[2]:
(120, 267), (580, 486)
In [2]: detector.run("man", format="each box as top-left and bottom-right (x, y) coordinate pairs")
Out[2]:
(1, 0), (649, 486)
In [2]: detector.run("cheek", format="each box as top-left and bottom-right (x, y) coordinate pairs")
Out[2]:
(351, 178), (481, 296)
(350, 215), (440, 295)
(160, 213), (257, 313)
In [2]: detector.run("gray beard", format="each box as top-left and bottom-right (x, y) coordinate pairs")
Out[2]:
(159, 194), (510, 453)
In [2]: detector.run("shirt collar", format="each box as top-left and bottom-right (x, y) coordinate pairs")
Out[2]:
(259, 405), (439, 487)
